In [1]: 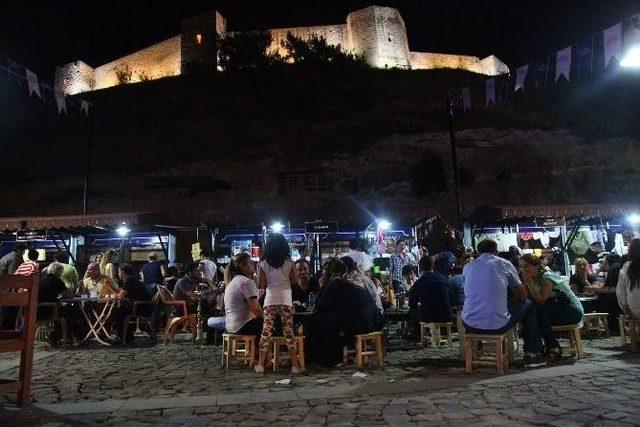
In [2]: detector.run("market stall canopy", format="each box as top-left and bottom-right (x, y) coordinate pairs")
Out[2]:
(469, 204), (640, 223)
(0, 212), (167, 232)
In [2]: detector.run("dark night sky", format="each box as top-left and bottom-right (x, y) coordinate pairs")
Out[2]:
(1, 0), (638, 79)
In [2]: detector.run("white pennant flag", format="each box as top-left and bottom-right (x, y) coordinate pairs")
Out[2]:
(515, 65), (529, 92)
(603, 23), (622, 68)
(485, 79), (495, 106)
(462, 87), (471, 111)
(55, 92), (67, 114)
(25, 69), (41, 98)
(555, 46), (571, 82)
(80, 100), (90, 116)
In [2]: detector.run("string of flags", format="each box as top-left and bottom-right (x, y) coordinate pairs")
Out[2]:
(0, 55), (91, 116)
(455, 13), (639, 114)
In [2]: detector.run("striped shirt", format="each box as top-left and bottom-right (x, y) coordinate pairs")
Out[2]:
(14, 260), (38, 276)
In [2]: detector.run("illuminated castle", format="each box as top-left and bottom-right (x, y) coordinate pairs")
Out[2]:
(55, 6), (509, 95)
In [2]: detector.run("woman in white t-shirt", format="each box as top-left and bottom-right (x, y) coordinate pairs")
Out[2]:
(617, 238), (640, 320)
(255, 233), (302, 374)
(224, 253), (263, 336)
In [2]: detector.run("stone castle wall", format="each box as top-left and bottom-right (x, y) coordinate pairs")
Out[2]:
(55, 5), (509, 95)
(267, 24), (349, 57)
(54, 60), (95, 95)
(93, 36), (181, 91)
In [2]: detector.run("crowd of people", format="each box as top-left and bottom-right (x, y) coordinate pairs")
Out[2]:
(1, 232), (640, 372)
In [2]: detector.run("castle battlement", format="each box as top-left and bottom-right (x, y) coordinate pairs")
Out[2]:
(55, 5), (509, 95)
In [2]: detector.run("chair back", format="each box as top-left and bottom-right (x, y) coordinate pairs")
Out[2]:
(0, 274), (39, 333)
(155, 284), (173, 304)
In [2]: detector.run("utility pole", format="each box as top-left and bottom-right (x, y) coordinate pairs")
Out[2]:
(447, 93), (463, 231)
(82, 110), (93, 215)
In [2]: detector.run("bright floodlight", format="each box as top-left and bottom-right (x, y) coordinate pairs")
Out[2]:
(621, 45), (640, 68)
(116, 225), (131, 237)
(270, 222), (285, 233)
(628, 213), (640, 225)
(378, 219), (392, 230)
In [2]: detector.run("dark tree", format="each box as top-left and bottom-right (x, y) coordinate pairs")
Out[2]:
(217, 31), (281, 72)
(280, 32), (365, 67)
(411, 149), (447, 197)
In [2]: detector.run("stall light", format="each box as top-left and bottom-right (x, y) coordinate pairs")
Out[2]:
(116, 225), (131, 237)
(378, 219), (392, 230)
(627, 213), (640, 225)
(270, 222), (285, 233)
(621, 45), (640, 68)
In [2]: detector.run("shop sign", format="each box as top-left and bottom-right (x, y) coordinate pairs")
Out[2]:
(305, 221), (338, 233)
(535, 217), (565, 227)
(16, 229), (47, 241)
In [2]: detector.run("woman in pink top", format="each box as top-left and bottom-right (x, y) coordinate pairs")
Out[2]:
(255, 233), (302, 374)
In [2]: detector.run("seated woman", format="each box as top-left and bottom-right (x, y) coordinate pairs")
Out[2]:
(79, 262), (123, 298)
(585, 254), (623, 334)
(518, 254), (584, 361)
(569, 258), (599, 294)
(37, 262), (69, 346)
(306, 258), (383, 367)
(617, 238), (640, 320)
(223, 253), (263, 336)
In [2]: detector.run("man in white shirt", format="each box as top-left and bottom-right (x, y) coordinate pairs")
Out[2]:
(345, 239), (373, 272)
(199, 249), (218, 285)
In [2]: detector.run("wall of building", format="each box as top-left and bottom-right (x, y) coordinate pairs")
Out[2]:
(409, 52), (509, 76)
(54, 60), (95, 95)
(92, 35), (181, 91)
(267, 24), (349, 57)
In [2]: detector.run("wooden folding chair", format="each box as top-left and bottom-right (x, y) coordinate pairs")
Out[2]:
(0, 274), (39, 405)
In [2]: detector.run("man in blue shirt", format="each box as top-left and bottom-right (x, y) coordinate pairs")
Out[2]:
(462, 239), (546, 367)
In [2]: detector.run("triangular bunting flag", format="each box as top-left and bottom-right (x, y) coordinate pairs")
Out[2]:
(25, 69), (41, 98)
(555, 46), (571, 82)
(55, 92), (67, 114)
(604, 23), (622, 68)
(462, 87), (471, 112)
(485, 79), (495, 106)
(80, 100), (90, 116)
(515, 65), (529, 92)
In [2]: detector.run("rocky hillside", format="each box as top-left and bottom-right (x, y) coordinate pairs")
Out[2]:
(1, 65), (639, 223)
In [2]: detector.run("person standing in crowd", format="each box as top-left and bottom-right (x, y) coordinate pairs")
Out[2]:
(54, 252), (80, 294)
(14, 249), (40, 276)
(292, 259), (319, 306)
(255, 233), (302, 374)
(435, 251), (465, 308)
(224, 253), (263, 336)
(569, 258), (599, 294)
(37, 262), (68, 347)
(342, 256), (383, 315)
(518, 254), (584, 361)
(617, 238), (640, 320)
(584, 242), (604, 265)
(100, 249), (118, 283)
(389, 239), (414, 294)
(462, 239), (547, 368)
(140, 253), (167, 299)
(345, 239), (372, 272)
(408, 255), (453, 335)
(0, 243), (27, 276)
(199, 249), (218, 285)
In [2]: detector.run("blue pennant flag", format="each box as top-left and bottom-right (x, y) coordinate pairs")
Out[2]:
(573, 38), (593, 78)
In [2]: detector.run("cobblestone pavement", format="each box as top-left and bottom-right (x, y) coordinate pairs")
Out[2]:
(1, 329), (640, 426)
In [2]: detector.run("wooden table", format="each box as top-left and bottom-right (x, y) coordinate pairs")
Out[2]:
(60, 297), (118, 346)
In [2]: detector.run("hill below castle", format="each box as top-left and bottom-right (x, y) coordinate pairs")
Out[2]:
(1, 66), (639, 224)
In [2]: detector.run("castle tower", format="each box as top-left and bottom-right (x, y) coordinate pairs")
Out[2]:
(181, 10), (226, 73)
(54, 60), (95, 95)
(347, 6), (411, 69)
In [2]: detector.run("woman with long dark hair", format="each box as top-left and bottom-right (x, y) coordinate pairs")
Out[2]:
(254, 233), (302, 374)
(617, 238), (640, 319)
(519, 254), (584, 361)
